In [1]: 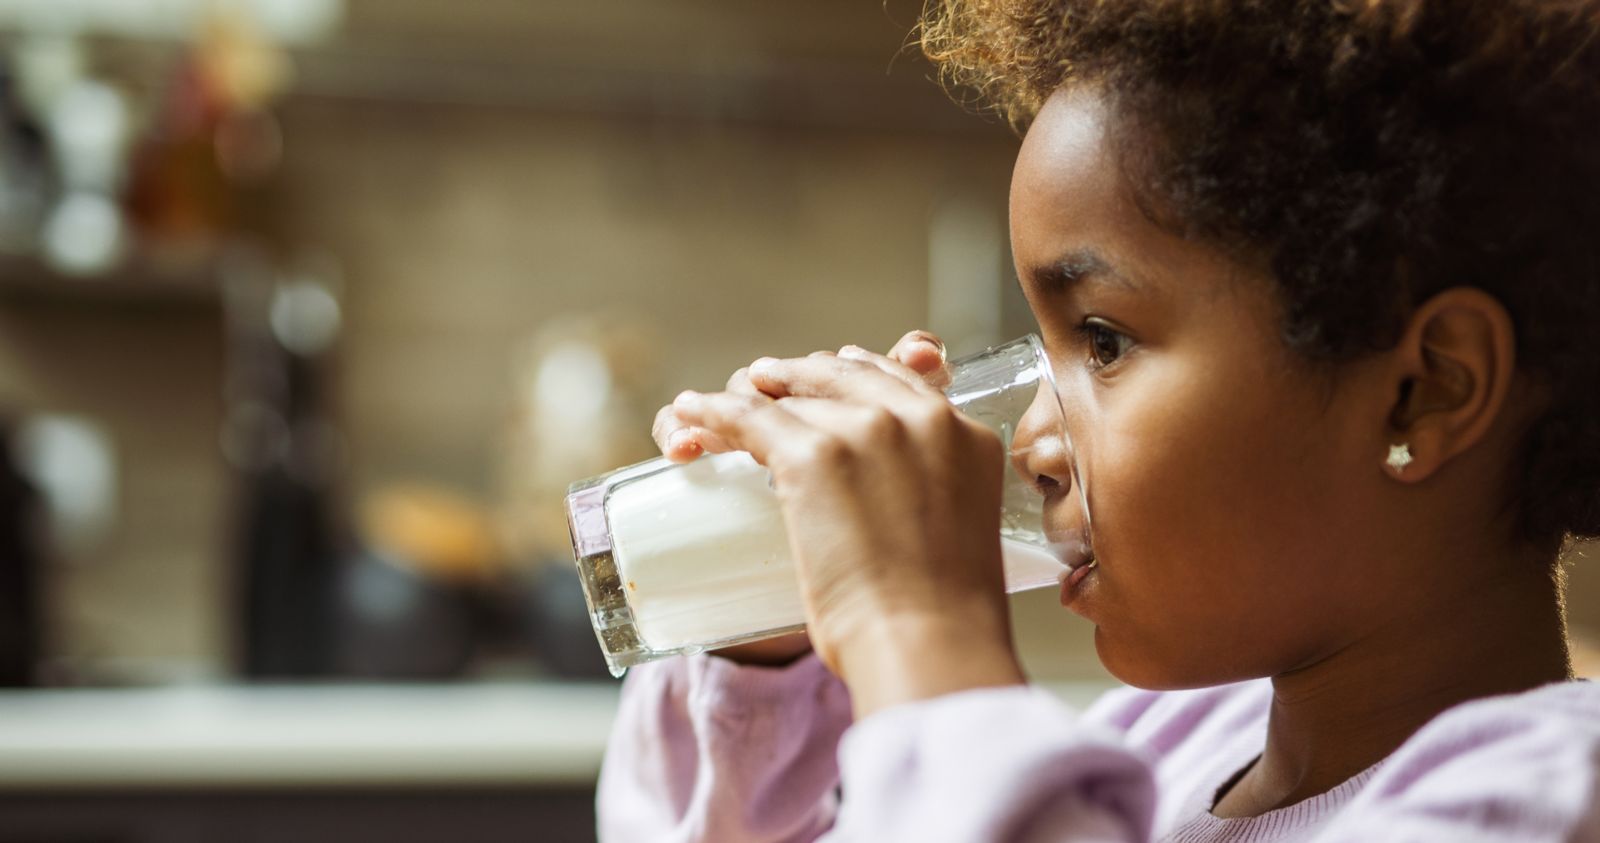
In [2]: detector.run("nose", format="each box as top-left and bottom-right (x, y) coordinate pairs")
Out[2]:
(1009, 381), (1074, 497)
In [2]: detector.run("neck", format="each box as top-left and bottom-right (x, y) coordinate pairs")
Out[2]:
(1218, 549), (1572, 817)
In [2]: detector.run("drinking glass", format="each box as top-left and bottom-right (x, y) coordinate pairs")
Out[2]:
(565, 334), (1074, 676)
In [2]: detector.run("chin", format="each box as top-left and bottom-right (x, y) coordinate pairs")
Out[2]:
(1093, 626), (1259, 691)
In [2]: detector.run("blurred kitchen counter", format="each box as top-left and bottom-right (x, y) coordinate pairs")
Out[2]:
(0, 681), (621, 790)
(0, 679), (1118, 790)
(0, 678), (1093, 843)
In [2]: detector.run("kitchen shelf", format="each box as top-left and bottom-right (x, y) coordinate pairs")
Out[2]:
(0, 253), (219, 312)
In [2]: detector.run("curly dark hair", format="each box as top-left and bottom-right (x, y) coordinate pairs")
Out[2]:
(921, 0), (1600, 554)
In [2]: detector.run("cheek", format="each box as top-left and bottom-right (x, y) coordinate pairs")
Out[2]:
(1073, 354), (1357, 686)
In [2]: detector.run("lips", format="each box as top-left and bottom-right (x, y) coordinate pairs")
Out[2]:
(1058, 541), (1094, 572)
(1060, 549), (1098, 605)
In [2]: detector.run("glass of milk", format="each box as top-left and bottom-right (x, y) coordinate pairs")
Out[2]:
(566, 335), (1081, 676)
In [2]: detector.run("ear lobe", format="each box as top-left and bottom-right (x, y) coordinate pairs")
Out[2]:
(1382, 288), (1516, 483)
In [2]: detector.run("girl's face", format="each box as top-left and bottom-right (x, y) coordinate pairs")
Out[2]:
(1010, 87), (1398, 689)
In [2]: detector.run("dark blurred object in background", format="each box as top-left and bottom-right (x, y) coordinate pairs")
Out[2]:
(336, 484), (488, 679)
(506, 561), (610, 680)
(0, 417), (45, 688)
(335, 545), (477, 679)
(222, 250), (347, 679)
(229, 346), (343, 679)
(0, 61), (48, 256)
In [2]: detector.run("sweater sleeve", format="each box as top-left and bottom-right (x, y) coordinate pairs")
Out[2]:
(824, 686), (1158, 843)
(596, 652), (854, 843)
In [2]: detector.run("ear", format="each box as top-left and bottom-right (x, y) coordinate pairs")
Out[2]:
(1382, 287), (1516, 483)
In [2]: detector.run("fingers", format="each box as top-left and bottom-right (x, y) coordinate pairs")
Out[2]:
(671, 390), (824, 473)
(887, 330), (952, 388)
(838, 345), (938, 392)
(653, 331), (946, 463)
(745, 353), (934, 408)
(725, 366), (765, 395)
(651, 366), (772, 462)
(652, 404), (707, 462)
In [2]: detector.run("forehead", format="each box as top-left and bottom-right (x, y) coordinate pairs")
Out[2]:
(1008, 86), (1259, 306)
(1010, 87), (1145, 264)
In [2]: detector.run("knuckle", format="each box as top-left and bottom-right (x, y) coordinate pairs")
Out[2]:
(797, 433), (849, 467)
(724, 393), (771, 425)
(838, 344), (873, 361)
(860, 406), (904, 444)
(716, 393), (754, 419)
(726, 367), (751, 390)
(691, 394), (729, 424)
(830, 357), (867, 378)
(907, 400), (957, 435)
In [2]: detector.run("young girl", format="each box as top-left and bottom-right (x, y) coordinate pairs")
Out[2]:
(598, 1), (1600, 840)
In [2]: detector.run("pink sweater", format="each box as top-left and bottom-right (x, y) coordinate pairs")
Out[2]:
(597, 654), (1600, 841)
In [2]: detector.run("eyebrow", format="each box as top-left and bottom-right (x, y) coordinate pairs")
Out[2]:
(1024, 249), (1146, 296)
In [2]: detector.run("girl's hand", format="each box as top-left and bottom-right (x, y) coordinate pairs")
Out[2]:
(649, 331), (951, 670)
(652, 330), (951, 462)
(670, 336), (1025, 717)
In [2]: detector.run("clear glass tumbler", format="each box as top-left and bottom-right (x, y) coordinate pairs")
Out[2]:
(565, 334), (1074, 676)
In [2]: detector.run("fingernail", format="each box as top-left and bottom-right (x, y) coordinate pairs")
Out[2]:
(749, 357), (777, 376)
(667, 429), (694, 451)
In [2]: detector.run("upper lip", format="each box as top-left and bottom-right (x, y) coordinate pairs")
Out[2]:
(1062, 546), (1096, 571)
(1045, 520), (1094, 570)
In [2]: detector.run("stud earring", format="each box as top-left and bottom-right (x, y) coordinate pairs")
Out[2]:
(1386, 442), (1414, 474)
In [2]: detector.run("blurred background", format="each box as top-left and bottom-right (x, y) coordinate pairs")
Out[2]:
(0, 1), (1594, 841)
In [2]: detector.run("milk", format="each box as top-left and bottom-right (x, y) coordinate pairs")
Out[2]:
(608, 453), (803, 652)
(1000, 538), (1070, 593)
(607, 452), (1068, 652)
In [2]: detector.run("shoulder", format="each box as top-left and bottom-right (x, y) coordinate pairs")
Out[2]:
(1342, 680), (1600, 839)
(1079, 678), (1272, 761)
(1373, 679), (1600, 788)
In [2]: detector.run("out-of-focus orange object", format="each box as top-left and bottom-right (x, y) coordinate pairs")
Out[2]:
(123, 7), (289, 255)
(360, 484), (499, 584)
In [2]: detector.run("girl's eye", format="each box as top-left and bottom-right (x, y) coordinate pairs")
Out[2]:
(1075, 319), (1134, 370)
